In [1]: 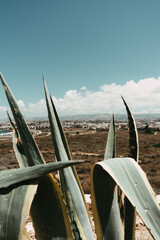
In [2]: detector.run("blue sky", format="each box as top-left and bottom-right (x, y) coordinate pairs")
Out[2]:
(1, 0), (160, 118)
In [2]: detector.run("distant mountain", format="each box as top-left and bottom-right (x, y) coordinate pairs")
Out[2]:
(1, 113), (160, 122)
(130, 113), (160, 121)
(60, 113), (160, 121)
(26, 116), (48, 121)
(60, 113), (112, 121)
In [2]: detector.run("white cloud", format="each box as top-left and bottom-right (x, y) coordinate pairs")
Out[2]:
(120, 77), (160, 113)
(55, 77), (160, 115)
(80, 86), (87, 91)
(27, 99), (47, 115)
(1, 77), (160, 118)
(17, 100), (25, 108)
(0, 106), (8, 113)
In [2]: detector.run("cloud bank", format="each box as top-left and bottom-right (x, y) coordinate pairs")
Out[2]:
(1, 77), (160, 118)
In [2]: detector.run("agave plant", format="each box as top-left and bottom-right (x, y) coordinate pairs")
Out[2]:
(0, 72), (160, 240)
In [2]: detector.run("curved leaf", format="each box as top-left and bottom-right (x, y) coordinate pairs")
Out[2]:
(91, 157), (160, 240)
(91, 115), (122, 239)
(122, 96), (139, 162)
(0, 184), (37, 240)
(31, 174), (74, 240)
(122, 96), (139, 239)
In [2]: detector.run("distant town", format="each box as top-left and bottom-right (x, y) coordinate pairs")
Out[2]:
(1, 113), (160, 135)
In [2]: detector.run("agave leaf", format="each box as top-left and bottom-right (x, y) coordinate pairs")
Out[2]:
(104, 114), (116, 160)
(0, 159), (81, 240)
(49, 93), (71, 160)
(0, 160), (85, 189)
(0, 182), (37, 240)
(91, 157), (160, 240)
(31, 174), (74, 240)
(8, 115), (74, 239)
(49, 92), (90, 213)
(122, 96), (139, 239)
(7, 111), (74, 238)
(0, 73), (44, 166)
(122, 96), (139, 162)
(91, 115), (122, 239)
(0, 75), (38, 239)
(0, 74), (87, 239)
(7, 111), (28, 168)
(0, 134), (83, 240)
(0, 121), (84, 240)
(10, 125), (77, 240)
(49, 94), (69, 201)
(44, 79), (94, 239)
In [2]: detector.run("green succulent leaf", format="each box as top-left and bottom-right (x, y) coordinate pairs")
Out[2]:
(104, 114), (116, 160)
(0, 73), (44, 166)
(8, 112), (76, 239)
(30, 174), (74, 240)
(0, 160), (85, 189)
(91, 157), (160, 240)
(0, 74), (38, 239)
(0, 184), (37, 240)
(122, 96), (139, 239)
(0, 74), (86, 239)
(43, 79), (94, 239)
(91, 115), (122, 240)
(7, 111), (28, 168)
(0, 159), (81, 240)
(122, 96), (139, 162)
(49, 91), (89, 213)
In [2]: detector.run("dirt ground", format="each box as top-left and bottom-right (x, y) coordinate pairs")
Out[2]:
(0, 128), (160, 239)
(1, 128), (160, 194)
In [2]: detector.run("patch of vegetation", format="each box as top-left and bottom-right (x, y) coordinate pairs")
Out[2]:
(152, 143), (160, 148)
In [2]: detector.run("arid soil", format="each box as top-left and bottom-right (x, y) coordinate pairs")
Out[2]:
(0, 128), (160, 239)
(0, 129), (160, 194)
